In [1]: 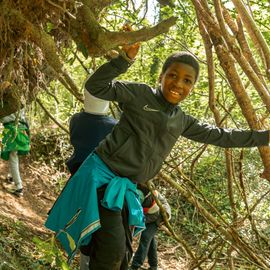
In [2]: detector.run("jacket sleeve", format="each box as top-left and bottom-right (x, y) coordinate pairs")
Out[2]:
(157, 192), (171, 220)
(181, 111), (269, 148)
(85, 55), (137, 103)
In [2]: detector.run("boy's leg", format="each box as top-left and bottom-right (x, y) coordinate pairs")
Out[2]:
(130, 222), (157, 269)
(9, 151), (23, 190)
(88, 186), (127, 270)
(147, 236), (158, 269)
(120, 202), (133, 270)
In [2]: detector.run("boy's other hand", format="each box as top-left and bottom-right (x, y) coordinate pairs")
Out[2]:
(121, 23), (140, 60)
(122, 43), (140, 60)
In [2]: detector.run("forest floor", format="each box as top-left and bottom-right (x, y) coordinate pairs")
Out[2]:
(0, 158), (187, 270)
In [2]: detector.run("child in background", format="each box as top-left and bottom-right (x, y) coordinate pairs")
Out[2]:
(46, 43), (270, 270)
(66, 89), (117, 176)
(130, 185), (171, 270)
(0, 109), (30, 197)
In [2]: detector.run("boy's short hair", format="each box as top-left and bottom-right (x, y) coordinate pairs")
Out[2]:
(161, 51), (200, 82)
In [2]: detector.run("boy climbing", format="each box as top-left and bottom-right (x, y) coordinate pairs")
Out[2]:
(46, 42), (270, 270)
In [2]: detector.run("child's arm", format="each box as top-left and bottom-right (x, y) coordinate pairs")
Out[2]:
(157, 192), (171, 221)
(181, 111), (269, 148)
(0, 113), (16, 124)
(85, 44), (140, 104)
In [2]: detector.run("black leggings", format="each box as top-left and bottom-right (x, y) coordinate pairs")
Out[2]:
(80, 185), (132, 270)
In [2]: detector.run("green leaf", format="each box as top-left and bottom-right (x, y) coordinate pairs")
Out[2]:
(77, 43), (88, 59)
(65, 232), (76, 252)
(46, 22), (54, 33)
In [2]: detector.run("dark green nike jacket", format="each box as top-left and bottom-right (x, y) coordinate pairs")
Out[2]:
(85, 55), (269, 183)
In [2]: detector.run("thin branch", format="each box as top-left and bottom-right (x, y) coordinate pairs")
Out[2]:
(146, 180), (202, 268)
(36, 98), (69, 134)
(231, 0), (270, 79)
(160, 171), (270, 269)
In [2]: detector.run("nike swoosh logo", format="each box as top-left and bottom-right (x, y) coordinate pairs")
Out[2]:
(143, 104), (159, 112)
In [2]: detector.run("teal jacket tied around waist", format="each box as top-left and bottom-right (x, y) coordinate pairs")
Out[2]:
(45, 153), (145, 262)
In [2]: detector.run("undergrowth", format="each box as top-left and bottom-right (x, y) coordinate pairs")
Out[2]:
(0, 215), (78, 270)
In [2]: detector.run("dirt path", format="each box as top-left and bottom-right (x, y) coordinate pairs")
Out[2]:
(0, 158), (58, 236)
(0, 158), (186, 270)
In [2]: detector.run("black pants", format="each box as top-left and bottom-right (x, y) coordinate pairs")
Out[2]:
(80, 186), (133, 270)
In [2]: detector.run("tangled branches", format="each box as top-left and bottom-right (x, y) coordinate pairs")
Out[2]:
(0, 0), (176, 117)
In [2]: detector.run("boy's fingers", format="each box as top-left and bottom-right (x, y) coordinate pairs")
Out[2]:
(122, 42), (140, 54)
(122, 24), (141, 49)
(132, 42), (141, 48)
(123, 24), (132, 32)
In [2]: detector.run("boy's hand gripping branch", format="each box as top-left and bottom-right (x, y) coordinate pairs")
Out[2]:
(121, 24), (141, 60)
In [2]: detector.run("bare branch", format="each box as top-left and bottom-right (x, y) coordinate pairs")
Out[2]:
(104, 17), (177, 48)
(160, 171), (270, 269)
(231, 0), (270, 79)
(7, 8), (83, 103)
(82, 0), (113, 14)
(36, 98), (69, 134)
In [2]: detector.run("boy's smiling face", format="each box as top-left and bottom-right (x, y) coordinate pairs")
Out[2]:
(159, 62), (196, 104)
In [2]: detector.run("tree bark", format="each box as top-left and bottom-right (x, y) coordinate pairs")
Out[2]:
(192, 0), (270, 182)
(0, 0), (176, 116)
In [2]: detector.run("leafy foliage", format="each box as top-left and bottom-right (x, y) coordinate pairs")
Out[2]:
(2, 0), (270, 268)
(0, 216), (75, 270)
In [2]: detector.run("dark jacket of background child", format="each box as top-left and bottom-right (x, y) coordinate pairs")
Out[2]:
(66, 111), (117, 175)
(66, 90), (117, 175)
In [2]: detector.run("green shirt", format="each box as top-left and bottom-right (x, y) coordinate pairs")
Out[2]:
(1, 122), (30, 160)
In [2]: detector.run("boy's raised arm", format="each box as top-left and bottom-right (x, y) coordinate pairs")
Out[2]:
(85, 43), (140, 104)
